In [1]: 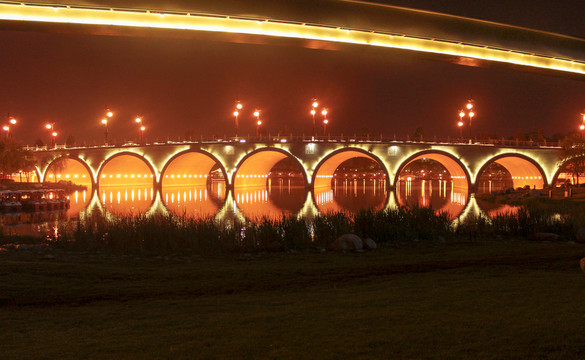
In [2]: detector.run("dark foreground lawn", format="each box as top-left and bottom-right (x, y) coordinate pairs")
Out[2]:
(1, 240), (585, 359)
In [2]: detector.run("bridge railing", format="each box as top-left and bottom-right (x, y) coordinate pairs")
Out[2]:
(24, 134), (562, 152)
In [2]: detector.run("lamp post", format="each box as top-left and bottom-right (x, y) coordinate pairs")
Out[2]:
(321, 109), (328, 136)
(135, 116), (144, 142)
(311, 100), (318, 136)
(3, 114), (16, 139)
(457, 120), (464, 138)
(323, 118), (329, 135)
(102, 109), (113, 144)
(458, 100), (476, 140)
(254, 110), (261, 137)
(45, 123), (56, 147)
(580, 111), (585, 139)
(234, 102), (242, 137)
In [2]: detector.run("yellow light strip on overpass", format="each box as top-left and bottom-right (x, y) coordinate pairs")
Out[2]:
(1, 2), (584, 75)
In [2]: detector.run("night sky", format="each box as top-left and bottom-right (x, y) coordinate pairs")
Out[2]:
(1, 0), (585, 145)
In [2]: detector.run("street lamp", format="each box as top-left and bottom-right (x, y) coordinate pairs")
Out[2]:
(311, 100), (318, 135)
(234, 102), (243, 137)
(135, 116), (145, 142)
(101, 109), (113, 144)
(101, 118), (109, 144)
(254, 110), (261, 136)
(323, 118), (329, 135)
(457, 120), (464, 138)
(3, 114), (16, 139)
(45, 123), (56, 147)
(458, 99), (476, 140)
(580, 111), (585, 139)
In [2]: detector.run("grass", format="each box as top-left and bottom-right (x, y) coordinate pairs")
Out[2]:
(1, 240), (584, 359)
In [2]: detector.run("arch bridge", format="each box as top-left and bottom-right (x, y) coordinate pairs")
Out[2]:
(29, 137), (563, 193)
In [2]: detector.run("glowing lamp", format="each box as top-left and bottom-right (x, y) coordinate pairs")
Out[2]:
(469, 111), (475, 118)
(233, 111), (239, 117)
(323, 119), (329, 124)
(101, 118), (107, 124)
(253, 110), (260, 117)
(458, 121), (464, 127)
(52, 131), (57, 137)
(310, 109), (316, 115)
(45, 124), (52, 129)
(2, 125), (8, 131)
(466, 102), (473, 110)
(107, 111), (113, 118)
(257, 120), (262, 126)
(9, 118), (16, 125)
(580, 124), (585, 131)
(459, 111), (465, 118)
(135, 117), (142, 123)
(236, 103), (243, 110)
(312, 101), (318, 108)
(321, 109), (328, 116)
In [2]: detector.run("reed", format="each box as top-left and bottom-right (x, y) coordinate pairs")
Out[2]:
(8, 201), (583, 254)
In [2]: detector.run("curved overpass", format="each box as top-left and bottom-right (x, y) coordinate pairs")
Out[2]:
(0, 0), (584, 77)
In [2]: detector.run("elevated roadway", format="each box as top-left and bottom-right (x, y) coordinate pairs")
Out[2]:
(0, 0), (584, 78)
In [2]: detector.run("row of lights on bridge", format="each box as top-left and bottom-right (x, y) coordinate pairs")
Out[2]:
(232, 100), (329, 137)
(5, 101), (585, 143)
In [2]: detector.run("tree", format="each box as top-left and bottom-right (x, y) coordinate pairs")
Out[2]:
(558, 134), (585, 186)
(66, 135), (76, 147)
(414, 127), (424, 140)
(0, 138), (35, 180)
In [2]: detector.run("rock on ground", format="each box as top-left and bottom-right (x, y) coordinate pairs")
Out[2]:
(363, 238), (377, 250)
(329, 234), (363, 251)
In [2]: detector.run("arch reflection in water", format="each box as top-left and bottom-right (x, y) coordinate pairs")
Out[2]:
(162, 182), (226, 219)
(314, 178), (388, 214)
(100, 186), (155, 216)
(235, 178), (307, 222)
(396, 179), (468, 219)
(67, 190), (90, 219)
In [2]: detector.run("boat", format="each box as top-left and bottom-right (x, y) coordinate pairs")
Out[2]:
(1, 189), (70, 213)
(0, 191), (23, 213)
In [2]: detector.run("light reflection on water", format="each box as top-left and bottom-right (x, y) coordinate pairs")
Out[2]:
(2, 179), (517, 234)
(396, 179), (468, 219)
(162, 181), (226, 219)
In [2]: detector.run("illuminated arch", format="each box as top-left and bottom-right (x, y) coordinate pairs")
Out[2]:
(394, 150), (471, 191)
(312, 147), (390, 189)
(393, 150), (470, 219)
(232, 147), (308, 188)
(551, 159), (579, 186)
(97, 151), (157, 187)
(42, 155), (94, 187)
(476, 153), (547, 190)
(160, 149), (228, 187)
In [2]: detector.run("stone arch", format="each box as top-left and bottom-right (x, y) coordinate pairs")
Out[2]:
(97, 152), (157, 187)
(42, 155), (94, 187)
(476, 153), (547, 190)
(551, 159), (578, 187)
(393, 150), (471, 219)
(394, 150), (471, 191)
(312, 147), (390, 189)
(232, 147), (308, 188)
(160, 149), (228, 187)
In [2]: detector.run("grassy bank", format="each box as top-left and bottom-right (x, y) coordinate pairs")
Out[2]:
(1, 240), (584, 359)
